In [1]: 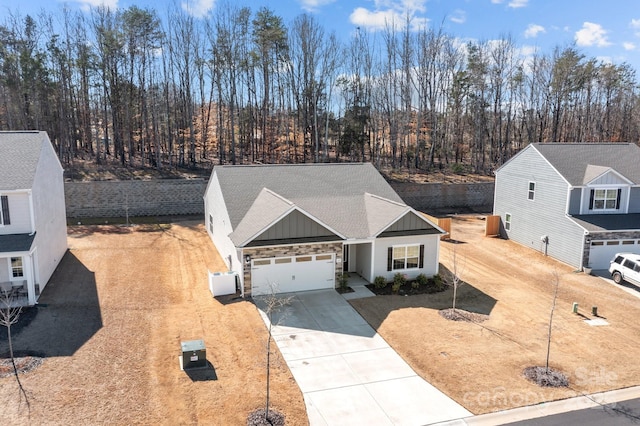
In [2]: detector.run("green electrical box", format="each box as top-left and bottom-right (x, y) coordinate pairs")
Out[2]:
(181, 339), (206, 369)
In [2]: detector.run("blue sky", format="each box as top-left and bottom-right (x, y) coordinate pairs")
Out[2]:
(2, 0), (639, 71)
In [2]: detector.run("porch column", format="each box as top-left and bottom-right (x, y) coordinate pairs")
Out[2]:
(23, 254), (35, 305)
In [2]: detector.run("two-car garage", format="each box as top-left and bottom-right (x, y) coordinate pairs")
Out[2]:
(589, 239), (640, 269)
(250, 253), (336, 296)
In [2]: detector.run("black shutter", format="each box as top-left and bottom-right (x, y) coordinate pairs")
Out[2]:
(589, 189), (594, 210)
(0, 195), (9, 225)
(616, 189), (621, 209)
(387, 247), (393, 271)
(419, 244), (425, 268)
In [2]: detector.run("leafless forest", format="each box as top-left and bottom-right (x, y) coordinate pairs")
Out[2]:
(1, 3), (638, 176)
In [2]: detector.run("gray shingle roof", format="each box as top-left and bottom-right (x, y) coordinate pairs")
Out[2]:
(215, 163), (420, 242)
(571, 214), (640, 232)
(0, 131), (49, 190)
(0, 233), (36, 253)
(531, 143), (640, 186)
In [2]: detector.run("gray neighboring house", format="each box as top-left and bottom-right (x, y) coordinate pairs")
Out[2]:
(0, 131), (68, 305)
(493, 143), (640, 270)
(204, 163), (445, 296)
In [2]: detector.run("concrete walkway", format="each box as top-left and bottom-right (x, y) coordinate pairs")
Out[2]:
(255, 288), (471, 426)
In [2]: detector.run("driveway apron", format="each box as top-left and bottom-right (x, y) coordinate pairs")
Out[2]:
(255, 289), (471, 426)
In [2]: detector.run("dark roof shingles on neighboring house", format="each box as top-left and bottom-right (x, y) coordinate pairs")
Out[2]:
(571, 214), (640, 233)
(0, 131), (47, 191)
(532, 143), (640, 186)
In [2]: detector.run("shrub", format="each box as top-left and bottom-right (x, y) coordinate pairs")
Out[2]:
(392, 273), (406, 293)
(374, 276), (387, 289)
(337, 273), (349, 290)
(431, 274), (445, 291)
(451, 162), (466, 175)
(416, 273), (429, 286)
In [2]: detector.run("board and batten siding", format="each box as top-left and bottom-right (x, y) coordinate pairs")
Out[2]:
(253, 209), (335, 242)
(493, 145), (586, 268)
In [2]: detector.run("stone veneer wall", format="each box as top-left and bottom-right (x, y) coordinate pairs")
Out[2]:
(389, 181), (495, 212)
(65, 179), (208, 218)
(582, 231), (640, 267)
(242, 242), (344, 297)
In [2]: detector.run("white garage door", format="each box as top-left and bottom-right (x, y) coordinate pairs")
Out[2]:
(251, 253), (335, 295)
(589, 239), (640, 269)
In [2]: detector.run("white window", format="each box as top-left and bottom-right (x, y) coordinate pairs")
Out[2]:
(528, 182), (535, 200)
(591, 189), (619, 211)
(10, 257), (23, 279)
(505, 213), (511, 231)
(392, 245), (420, 270)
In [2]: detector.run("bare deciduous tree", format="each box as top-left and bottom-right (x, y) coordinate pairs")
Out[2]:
(0, 291), (30, 413)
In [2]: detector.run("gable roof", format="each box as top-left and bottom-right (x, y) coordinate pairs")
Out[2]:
(0, 131), (51, 191)
(531, 143), (640, 186)
(214, 163), (439, 243)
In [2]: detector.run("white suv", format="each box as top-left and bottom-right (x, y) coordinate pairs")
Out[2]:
(609, 253), (640, 286)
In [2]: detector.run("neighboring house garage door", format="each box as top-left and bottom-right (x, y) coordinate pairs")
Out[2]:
(251, 253), (335, 295)
(589, 240), (640, 269)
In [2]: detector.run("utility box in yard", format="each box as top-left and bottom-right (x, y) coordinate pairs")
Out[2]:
(181, 339), (206, 369)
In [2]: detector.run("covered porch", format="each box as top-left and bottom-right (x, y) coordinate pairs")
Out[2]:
(0, 279), (30, 307)
(0, 233), (39, 306)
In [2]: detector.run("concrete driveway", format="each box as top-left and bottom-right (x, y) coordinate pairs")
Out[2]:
(255, 289), (471, 426)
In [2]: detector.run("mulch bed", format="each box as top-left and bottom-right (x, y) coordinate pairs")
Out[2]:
(366, 282), (446, 296)
(0, 355), (44, 378)
(438, 308), (490, 323)
(336, 286), (354, 294)
(246, 408), (285, 426)
(523, 366), (569, 387)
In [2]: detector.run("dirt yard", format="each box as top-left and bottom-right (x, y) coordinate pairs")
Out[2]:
(350, 215), (640, 415)
(0, 221), (307, 425)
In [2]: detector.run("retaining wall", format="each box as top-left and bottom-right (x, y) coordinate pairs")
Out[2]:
(64, 179), (495, 218)
(389, 181), (495, 212)
(65, 179), (208, 218)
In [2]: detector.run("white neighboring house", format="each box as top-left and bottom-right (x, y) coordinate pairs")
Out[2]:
(0, 131), (68, 305)
(204, 163), (445, 297)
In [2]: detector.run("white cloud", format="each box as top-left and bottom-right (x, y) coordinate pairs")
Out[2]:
(181, 0), (215, 18)
(349, 0), (429, 32)
(623, 42), (636, 51)
(630, 18), (640, 29)
(524, 24), (545, 39)
(575, 22), (611, 47)
(491, 0), (503, 4)
(508, 0), (528, 8)
(298, 0), (336, 13)
(71, 0), (118, 11)
(450, 9), (466, 24)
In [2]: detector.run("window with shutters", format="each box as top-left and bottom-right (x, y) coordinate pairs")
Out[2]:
(589, 188), (621, 211)
(388, 244), (424, 271)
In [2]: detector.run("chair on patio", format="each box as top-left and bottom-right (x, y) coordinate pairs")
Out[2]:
(0, 281), (12, 297)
